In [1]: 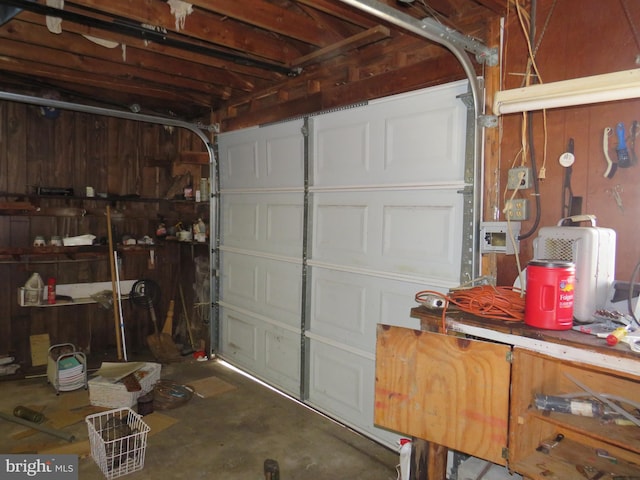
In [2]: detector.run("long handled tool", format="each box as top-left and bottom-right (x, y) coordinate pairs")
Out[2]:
(179, 283), (197, 353)
(130, 280), (181, 362)
(106, 206), (124, 361)
(113, 250), (128, 361)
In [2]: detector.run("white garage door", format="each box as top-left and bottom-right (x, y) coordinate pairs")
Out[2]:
(217, 81), (470, 448)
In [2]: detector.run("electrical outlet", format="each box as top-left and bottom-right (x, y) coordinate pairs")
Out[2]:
(505, 199), (529, 220)
(507, 167), (532, 190)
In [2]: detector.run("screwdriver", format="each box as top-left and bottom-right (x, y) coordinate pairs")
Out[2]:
(606, 326), (629, 346)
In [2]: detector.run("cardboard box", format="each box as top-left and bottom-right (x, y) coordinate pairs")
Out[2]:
(88, 363), (160, 408)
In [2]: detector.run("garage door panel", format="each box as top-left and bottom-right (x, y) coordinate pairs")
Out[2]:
(265, 133), (305, 183)
(315, 204), (368, 255)
(308, 268), (425, 350)
(221, 251), (302, 328)
(221, 193), (304, 257)
(312, 190), (463, 281)
(382, 203), (455, 264)
(221, 308), (259, 364)
(312, 274), (367, 336)
(307, 340), (399, 446)
(223, 139), (260, 184)
(221, 307), (300, 396)
(220, 121), (304, 189)
(312, 81), (467, 187)
(309, 341), (367, 416)
(383, 104), (465, 181)
(316, 121), (372, 179)
(265, 328), (301, 388)
(225, 254), (259, 303)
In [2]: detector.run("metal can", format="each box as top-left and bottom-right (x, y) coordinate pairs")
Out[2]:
(525, 260), (575, 330)
(200, 177), (208, 199)
(47, 277), (56, 305)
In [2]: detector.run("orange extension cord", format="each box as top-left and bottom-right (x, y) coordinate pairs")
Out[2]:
(415, 285), (526, 332)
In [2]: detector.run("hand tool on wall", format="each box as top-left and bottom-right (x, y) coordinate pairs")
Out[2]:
(603, 127), (617, 178)
(616, 122), (631, 168)
(606, 184), (624, 213)
(106, 206), (124, 361)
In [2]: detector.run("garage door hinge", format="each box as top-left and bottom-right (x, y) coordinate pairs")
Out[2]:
(506, 351), (513, 363)
(457, 185), (473, 195)
(502, 447), (509, 460)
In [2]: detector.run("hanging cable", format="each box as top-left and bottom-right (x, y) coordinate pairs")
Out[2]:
(628, 259), (640, 325)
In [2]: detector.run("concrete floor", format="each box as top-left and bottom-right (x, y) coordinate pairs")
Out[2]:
(0, 357), (399, 480)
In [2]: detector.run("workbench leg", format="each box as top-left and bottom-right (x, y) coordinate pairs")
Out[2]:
(411, 438), (447, 480)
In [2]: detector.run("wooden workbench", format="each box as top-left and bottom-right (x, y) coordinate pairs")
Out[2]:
(374, 306), (640, 480)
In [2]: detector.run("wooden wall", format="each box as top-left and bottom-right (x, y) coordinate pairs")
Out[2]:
(0, 101), (210, 371)
(490, 0), (640, 285)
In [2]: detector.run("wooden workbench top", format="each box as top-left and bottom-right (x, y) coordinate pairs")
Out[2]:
(410, 305), (640, 362)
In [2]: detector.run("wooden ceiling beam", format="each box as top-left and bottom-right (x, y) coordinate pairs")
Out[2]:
(0, 59), (213, 108)
(17, 12), (282, 83)
(0, 40), (219, 106)
(294, 0), (380, 28)
(5, 19), (255, 95)
(66, 0), (305, 63)
(291, 25), (391, 67)
(0, 24), (230, 96)
(473, 0), (507, 15)
(188, 0), (344, 46)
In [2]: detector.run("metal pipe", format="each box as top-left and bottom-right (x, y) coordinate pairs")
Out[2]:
(336, 0), (485, 114)
(0, 410), (76, 442)
(337, 0), (488, 279)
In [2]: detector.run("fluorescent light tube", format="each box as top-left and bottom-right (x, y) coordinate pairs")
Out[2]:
(493, 68), (640, 114)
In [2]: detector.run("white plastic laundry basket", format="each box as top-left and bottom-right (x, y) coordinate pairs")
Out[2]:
(86, 407), (150, 479)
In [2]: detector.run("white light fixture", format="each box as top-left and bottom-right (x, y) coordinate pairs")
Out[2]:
(493, 68), (640, 115)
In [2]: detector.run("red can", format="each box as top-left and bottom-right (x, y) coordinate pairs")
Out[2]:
(525, 260), (575, 330)
(47, 277), (56, 305)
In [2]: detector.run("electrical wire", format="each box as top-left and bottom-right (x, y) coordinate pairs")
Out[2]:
(628, 259), (640, 325)
(415, 285), (525, 332)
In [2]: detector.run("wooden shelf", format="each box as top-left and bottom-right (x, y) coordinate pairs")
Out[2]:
(19, 280), (137, 308)
(511, 436), (640, 480)
(525, 409), (640, 455)
(0, 244), (161, 263)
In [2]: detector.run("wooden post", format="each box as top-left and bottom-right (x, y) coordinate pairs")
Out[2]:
(411, 438), (447, 480)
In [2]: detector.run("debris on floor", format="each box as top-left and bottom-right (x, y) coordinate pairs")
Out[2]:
(0, 356), (20, 376)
